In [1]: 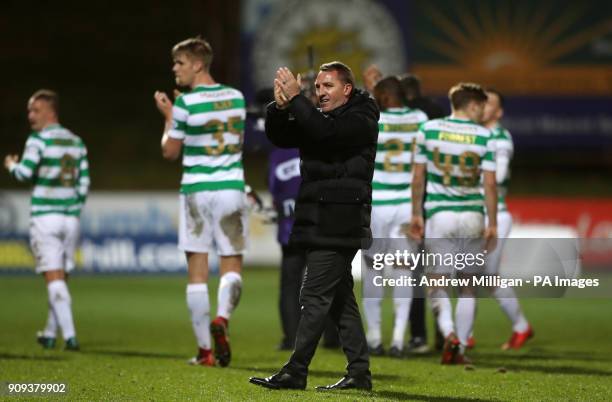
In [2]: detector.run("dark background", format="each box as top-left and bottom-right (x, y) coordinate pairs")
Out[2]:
(1, 0), (611, 194)
(1, 0), (242, 190)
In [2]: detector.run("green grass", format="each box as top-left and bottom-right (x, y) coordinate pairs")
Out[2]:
(1, 270), (611, 401)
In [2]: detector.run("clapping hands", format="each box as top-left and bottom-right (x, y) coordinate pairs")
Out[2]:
(274, 67), (301, 109)
(4, 154), (18, 171)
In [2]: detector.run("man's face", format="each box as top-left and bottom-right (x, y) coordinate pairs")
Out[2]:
(374, 89), (392, 110)
(482, 92), (502, 125)
(315, 70), (352, 113)
(466, 100), (486, 123)
(172, 53), (201, 87)
(27, 99), (54, 131)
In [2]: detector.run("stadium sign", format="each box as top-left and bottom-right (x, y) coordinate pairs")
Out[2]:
(0, 191), (280, 273)
(250, 0), (406, 90)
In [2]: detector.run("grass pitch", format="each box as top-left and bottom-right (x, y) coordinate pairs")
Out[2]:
(1, 270), (611, 401)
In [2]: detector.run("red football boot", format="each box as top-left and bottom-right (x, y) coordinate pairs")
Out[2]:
(188, 348), (215, 366)
(441, 333), (460, 364)
(453, 352), (473, 365)
(210, 316), (231, 367)
(502, 326), (534, 350)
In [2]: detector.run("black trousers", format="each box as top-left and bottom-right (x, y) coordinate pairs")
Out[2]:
(279, 246), (341, 348)
(283, 248), (370, 378)
(409, 267), (427, 339)
(279, 245), (305, 347)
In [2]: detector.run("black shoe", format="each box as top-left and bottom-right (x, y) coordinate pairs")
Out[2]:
(316, 375), (372, 391)
(368, 344), (385, 356)
(388, 345), (403, 358)
(407, 337), (430, 354)
(64, 337), (80, 351)
(36, 332), (56, 349)
(249, 371), (306, 390)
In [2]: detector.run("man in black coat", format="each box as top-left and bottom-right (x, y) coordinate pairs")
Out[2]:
(249, 61), (378, 391)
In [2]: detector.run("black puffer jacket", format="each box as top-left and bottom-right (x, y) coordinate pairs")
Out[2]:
(265, 89), (379, 249)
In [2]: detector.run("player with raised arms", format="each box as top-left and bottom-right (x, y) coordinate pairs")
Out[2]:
(154, 37), (247, 367)
(4, 89), (89, 351)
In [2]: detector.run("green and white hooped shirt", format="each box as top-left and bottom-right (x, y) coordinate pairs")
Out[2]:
(168, 84), (247, 194)
(373, 107), (428, 206)
(414, 116), (496, 218)
(490, 124), (513, 212)
(10, 124), (89, 217)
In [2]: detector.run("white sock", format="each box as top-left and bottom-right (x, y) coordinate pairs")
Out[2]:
(186, 284), (211, 349)
(493, 287), (529, 332)
(47, 280), (76, 340)
(363, 298), (382, 347)
(430, 289), (454, 337)
(217, 272), (242, 320)
(43, 305), (58, 338)
(391, 279), (412, 349)
(455, 297), (476, 347)
(391, 298), (411, 349)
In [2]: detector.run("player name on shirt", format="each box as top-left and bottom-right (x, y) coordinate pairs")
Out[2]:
(415, 117), (496, 218)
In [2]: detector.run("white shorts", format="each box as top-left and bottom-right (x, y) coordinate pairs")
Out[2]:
(370, 204), (412, 239)
(363, 204), (415, 298)
(484, 211), (512, 275)
(424, 211), (485, 276)
(30, 214), (80, 274)
(425, 211), (484, 239)
(178, 190), (248, 255)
